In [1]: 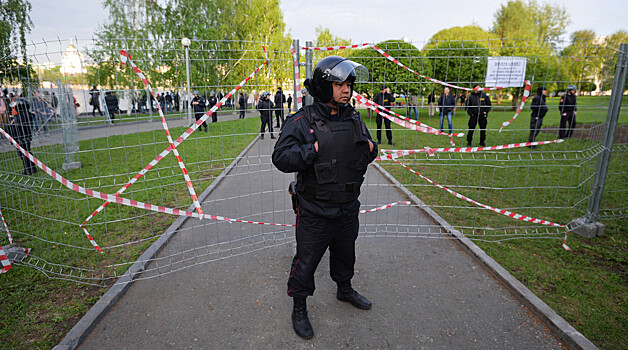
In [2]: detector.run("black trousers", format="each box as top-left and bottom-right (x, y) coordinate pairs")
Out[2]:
(17, 139), (36, 174)
(528, 115), (544, 142)
(467, 114), (487, 144)
(92, 103), (102, 116)
(274, 108), (284, 128)
(239, 109), (245, 118)
(287, 208), (359, 298)
(559, 113), (576, 138)
(376, 113), (392, 143)
(260, 115), (273, 134)
(195, 112), (207, 131)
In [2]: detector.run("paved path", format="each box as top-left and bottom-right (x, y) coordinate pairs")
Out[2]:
(77, 138), (565, 349)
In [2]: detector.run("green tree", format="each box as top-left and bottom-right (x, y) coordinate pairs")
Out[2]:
(560, 30), (600, 93)
(492, 0), (569, 48)
(491, 0), (568, 107)
(0, 0), (36, 92)
(92, 0), (291, 96)
(423, 41), (489, 93)
(347, 40), (430, 97)
(313, 26), (351, 59)
(427, 25), (500, 52)
(600, 30), (628, 92)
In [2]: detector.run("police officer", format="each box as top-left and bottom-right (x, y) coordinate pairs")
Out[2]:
(191, 91), (208, 132)
(465, 84), (492, 147)
(208, 91), (218, 123)
(7, 97), (37, 175)
(559, 85), (577, 138)
(274, 87), (286, 128)
(257, 91), (275, 139)
(528, 86), (548, 148)
(373, 85), (395, 145)
(272, 56), (378, 339)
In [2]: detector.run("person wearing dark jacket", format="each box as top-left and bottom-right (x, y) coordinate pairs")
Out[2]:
(208, 92), (218, 123)
(373, 85), (396, 145)
(274, 88), (286, 128)
(528, 86), (548, 148)
(7, 98), (37, 175)
(559, 85), (577, 138)
(191, 91), (207, 132)
(272, 56), (377, 340)
(104, 91), (119, 123)
(438, 87), (456, 135)
(427, 91), (436, 116)
(465, 84), (492, 147)
(257, 91), (274, 139)
(238, 93), (246, 119)
(89, 85), (103, 117)
(287, 93), (293, 112)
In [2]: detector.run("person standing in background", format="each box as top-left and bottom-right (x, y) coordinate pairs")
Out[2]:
(465, 84), (492, 147)
(437, 87), (456, 135)
(427, 90), (436, 117)
(528, 86), (548, 149)
(373, 85), (395, 145)
(558, 85), (578, 138)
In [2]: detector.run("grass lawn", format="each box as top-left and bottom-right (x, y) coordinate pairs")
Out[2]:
(0, 100), (626, 349)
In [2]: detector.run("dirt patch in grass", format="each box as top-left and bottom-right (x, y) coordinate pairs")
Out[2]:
(541, 124), (628, 143)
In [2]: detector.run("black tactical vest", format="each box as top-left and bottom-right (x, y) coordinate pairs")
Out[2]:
(297, 105), (371, 203)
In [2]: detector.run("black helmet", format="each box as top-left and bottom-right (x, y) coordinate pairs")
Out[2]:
(304, 55), (368, 104)
(566, 85), (577, 92)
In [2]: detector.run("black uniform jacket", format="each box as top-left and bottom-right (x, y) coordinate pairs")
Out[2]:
(272, 101), (378, 218)
(559, 93), (577, 115)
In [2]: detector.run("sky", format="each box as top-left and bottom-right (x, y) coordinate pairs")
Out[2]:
(26, 0), (627, 46)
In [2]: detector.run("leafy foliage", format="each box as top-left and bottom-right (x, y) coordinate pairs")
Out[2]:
(0, 0), (37, 92)
(347, 40), (430, 97)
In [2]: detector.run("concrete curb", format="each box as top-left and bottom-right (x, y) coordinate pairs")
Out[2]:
(52, 135), (261, 350)
(371, 162), (599, 350)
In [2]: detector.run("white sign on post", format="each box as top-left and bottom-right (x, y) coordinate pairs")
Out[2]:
(485, 57), (527, 88)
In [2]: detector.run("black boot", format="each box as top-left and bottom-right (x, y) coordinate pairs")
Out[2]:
(292, 297), (314, 339)
(336, 281), (372, 310)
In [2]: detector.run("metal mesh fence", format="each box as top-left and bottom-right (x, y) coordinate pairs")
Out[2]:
(0, 38), (625, 285)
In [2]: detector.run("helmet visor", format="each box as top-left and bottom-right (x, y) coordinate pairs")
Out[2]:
(322, 59), (369, 83)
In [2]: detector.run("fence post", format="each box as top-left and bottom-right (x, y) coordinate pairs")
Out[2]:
(304, 40), (313, 106)
(576, 43), (628, 237)
(292, 39), (300, 110)
(183, 38), (192, 124)
(59, 83), (81, 170)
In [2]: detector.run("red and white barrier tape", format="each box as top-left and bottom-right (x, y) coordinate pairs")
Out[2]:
(372, 45), (514, 92)
(393, 158), (567, 228)
(353, 92), (462, 146)
(498, 82), (532, 132)
(0, 206), (11, 244)
(0, 244), (10, 273)
(82, 47), (270, 251)
(301, 43), (372, 51)
(120, 50), (203, 215)
(376, 139), (564, 160)
(290, 45), (303, 110)
(370, 44), (533, 131)
(359, 201), (411, 213)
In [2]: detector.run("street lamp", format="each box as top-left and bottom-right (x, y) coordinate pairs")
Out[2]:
(182, 37), (192, 124)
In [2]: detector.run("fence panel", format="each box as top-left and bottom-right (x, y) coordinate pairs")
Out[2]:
(0, 38), (625, 285)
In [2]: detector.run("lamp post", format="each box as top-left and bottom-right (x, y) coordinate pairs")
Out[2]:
(182, 37), (192, 124)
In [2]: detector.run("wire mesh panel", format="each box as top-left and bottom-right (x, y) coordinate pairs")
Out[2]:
(0, 37), (625, 285)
